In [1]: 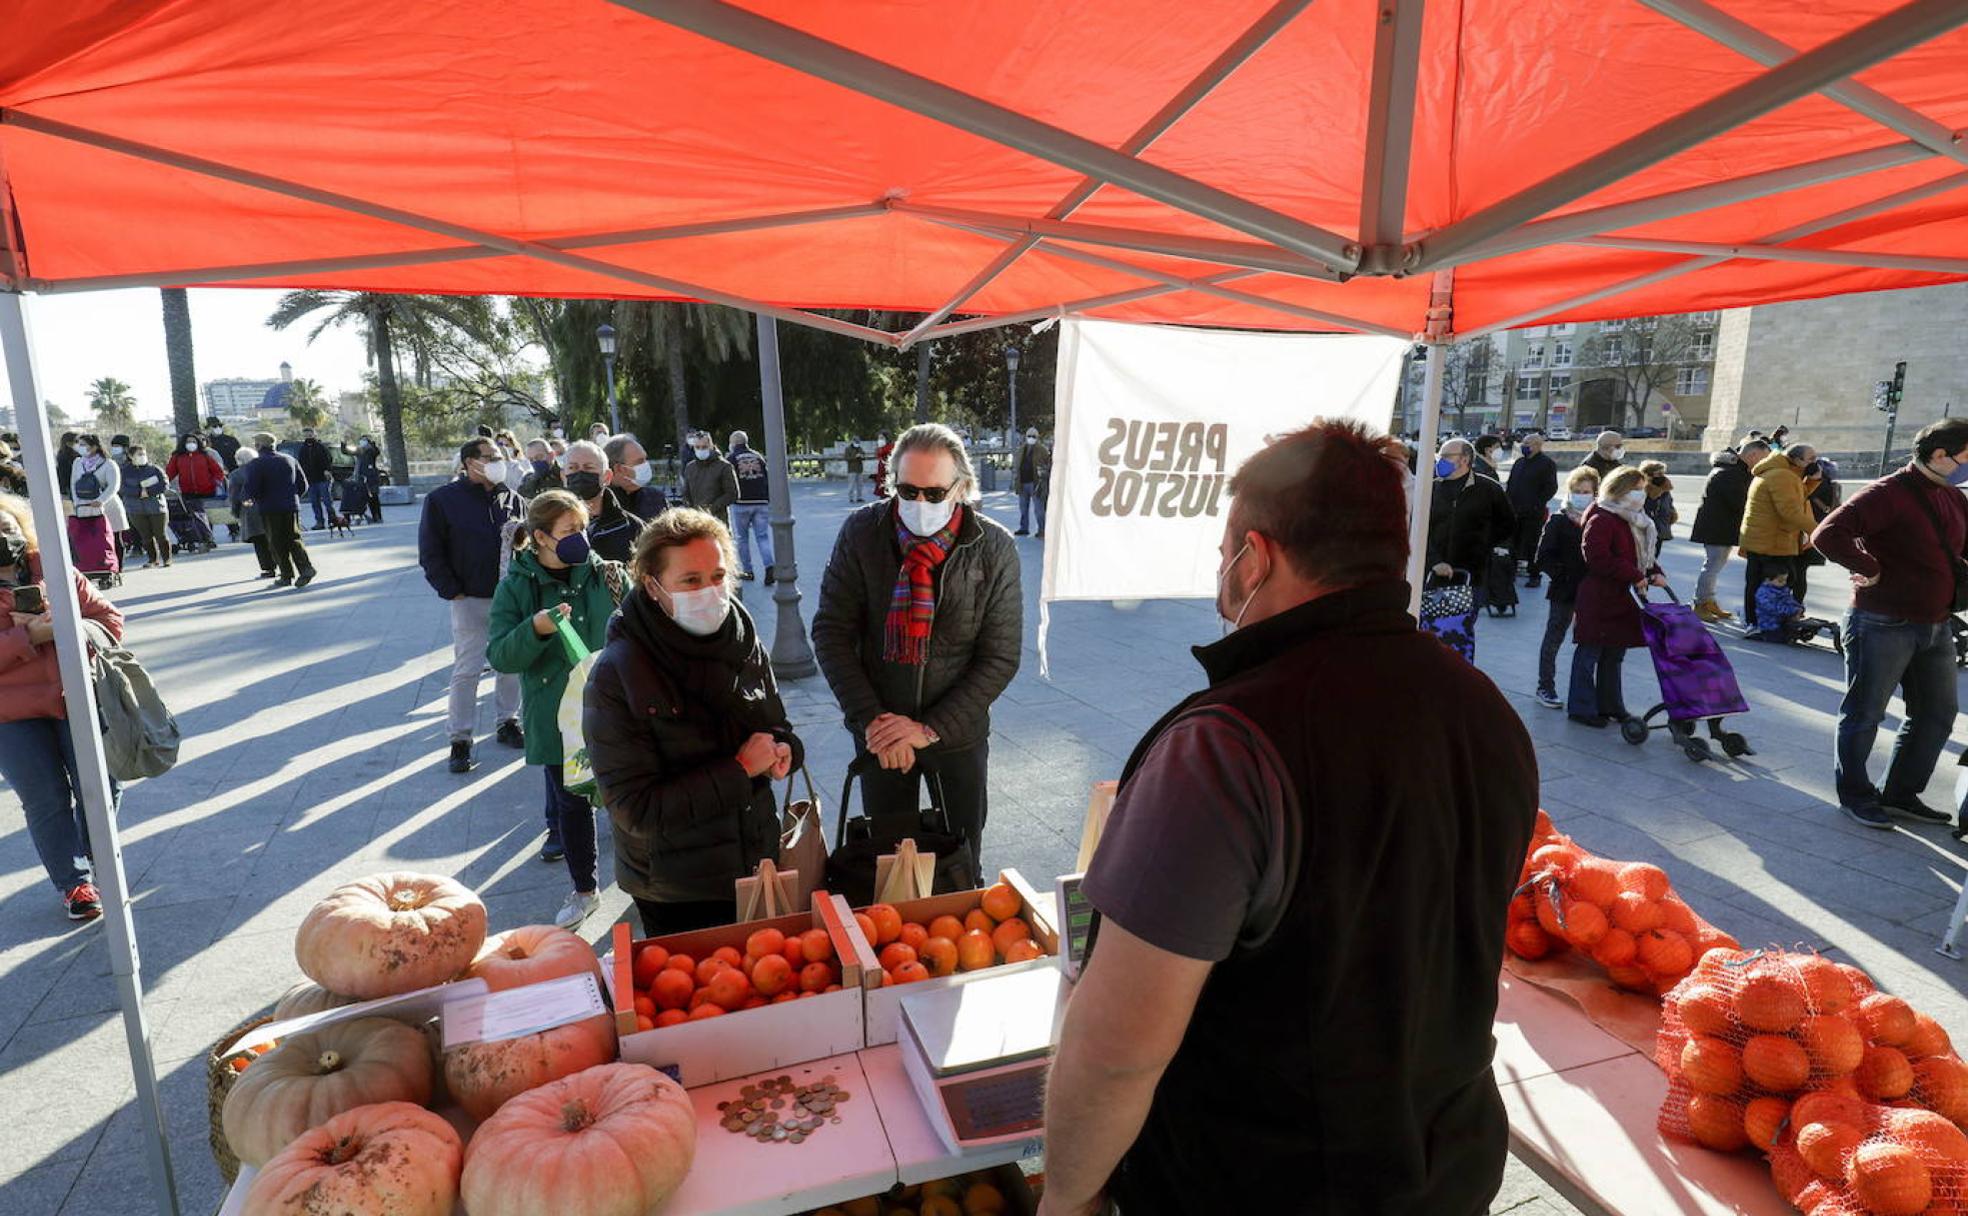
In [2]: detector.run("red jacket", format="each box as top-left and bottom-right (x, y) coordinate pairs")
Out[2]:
(167, 449), (226, 496)
(0, 553), (125, 722)
(1572, 505), (1658, 649)
(1812, 465), (1968, 625)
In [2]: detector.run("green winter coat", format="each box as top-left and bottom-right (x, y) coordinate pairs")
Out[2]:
(487, 549), (622, 766)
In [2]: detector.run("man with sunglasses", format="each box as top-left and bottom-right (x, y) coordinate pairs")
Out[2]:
(813, 423), (1023, 864)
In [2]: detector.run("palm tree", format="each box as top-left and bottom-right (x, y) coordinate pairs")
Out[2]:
(286, 378), (330, 430)
(160, 288), (200, 435)
(618, 301), (752, 451)
(87, 377), (137, 432)
(267, 292), (494, 481)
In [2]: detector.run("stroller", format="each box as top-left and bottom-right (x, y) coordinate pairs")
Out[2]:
(165, 490), (217, 553)
(1621, 586), (1753, 763)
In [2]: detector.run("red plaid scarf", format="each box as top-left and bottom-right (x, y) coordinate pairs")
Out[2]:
(884, 505), (964, 665)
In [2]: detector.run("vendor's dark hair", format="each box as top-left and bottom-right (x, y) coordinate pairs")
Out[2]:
(1228, 419), (1408, 587)
(1915, 418), (1968, 462)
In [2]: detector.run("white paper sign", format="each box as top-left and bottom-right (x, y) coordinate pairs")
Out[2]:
(441, 973), (607, 1050)
(225, 978), (490, 1056)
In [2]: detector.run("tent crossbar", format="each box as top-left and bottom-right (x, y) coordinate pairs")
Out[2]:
(1573, 233), (1968, 275)
(1413, 0), (1968, 270)
(617, 0), (1360, 273)
(25, 203), (888, 295)
(893, 200), (1341, 280)
(912, 270), (1263, 341)
(1357, 0), (1428, 262)
(0, 109), (900, 346)
(895, 0), (1315, 347)
(1438, 139), (1934, 268)
(1637, 0), (1968, 170)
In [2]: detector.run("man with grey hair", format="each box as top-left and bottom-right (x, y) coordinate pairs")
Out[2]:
(1582, 429), (1626, 478)
(813, 422), (1023, 865)
(1425, 438), (1515, 623)
(603, 433), (669, 521)
(561, 440), (645, 565)
(682, 429), (738, 525)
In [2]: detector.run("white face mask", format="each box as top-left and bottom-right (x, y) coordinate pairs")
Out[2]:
(1610, 446), (1627, 461)
(1024, 434), (1037, 446)
(1568, 492), (1594, 512)
(187, 442), (201, 452)
(655, 580), (730, 637)
(1622, 489), (1646, 509)
(479, 458), (509, 485)
(1215, 541), (1268, 635)
(898, 496), (957, 537)
(629, 460), (654, 486)
(691, 444), (711, 459)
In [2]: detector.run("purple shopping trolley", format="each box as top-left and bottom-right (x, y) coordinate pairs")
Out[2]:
(1621, 586), (1753, 763)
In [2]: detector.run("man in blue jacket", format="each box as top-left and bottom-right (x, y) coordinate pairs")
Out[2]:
(240, 432), (317, 589)
(419, 436), (525, 772)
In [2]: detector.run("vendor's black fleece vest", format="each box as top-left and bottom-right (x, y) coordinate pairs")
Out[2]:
(1107, 581), (1538, 1216)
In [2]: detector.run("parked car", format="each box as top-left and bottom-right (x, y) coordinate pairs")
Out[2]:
(1626, 426), (1664, 439)
(1545, 426), (1573, 441)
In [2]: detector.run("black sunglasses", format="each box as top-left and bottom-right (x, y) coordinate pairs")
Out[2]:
(895, 482), (957, 503)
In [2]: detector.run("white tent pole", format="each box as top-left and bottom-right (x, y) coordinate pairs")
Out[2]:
(1414, 0), (1968, 270)
(1637, 0), (1968, 169)
(895, 0), (1316, 344)
(890, 202), (1340, 280)
(1407, 343), (1447, 618)
(0, 291), (180, 1216)
(1572, 234), (1968, 274)
(615, 0), (1359, 273)
(1357, 0), (1428, 264)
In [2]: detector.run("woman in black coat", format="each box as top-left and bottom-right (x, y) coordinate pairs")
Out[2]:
(1688, 437), (1770, 622)
(584, 508), (802, 934)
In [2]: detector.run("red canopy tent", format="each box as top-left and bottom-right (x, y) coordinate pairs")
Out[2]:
(7, 2), (1968, 1210)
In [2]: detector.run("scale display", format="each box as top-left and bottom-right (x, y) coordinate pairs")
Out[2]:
(1054, 873), (1098, 980)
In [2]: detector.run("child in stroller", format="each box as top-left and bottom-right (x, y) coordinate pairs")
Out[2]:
(1750, 569), (1842, 654)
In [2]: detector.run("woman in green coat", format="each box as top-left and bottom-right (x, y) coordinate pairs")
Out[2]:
(488, 489), (623, 928)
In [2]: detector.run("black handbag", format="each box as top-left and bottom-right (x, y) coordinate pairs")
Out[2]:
(824, 753), (978, 908)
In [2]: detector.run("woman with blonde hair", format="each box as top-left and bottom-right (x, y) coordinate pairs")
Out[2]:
(584, 508), (800, 934)
(487, 490), (623, 927)
(0, 493), (125, 920)
(1568, 466), (1668, 727)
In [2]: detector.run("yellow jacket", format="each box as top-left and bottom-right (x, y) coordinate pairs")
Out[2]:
(1739, 452), (1817, 556)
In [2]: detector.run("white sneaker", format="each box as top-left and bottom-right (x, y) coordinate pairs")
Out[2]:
(553, 890), (600, 929)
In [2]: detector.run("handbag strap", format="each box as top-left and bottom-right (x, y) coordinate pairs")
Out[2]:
(1898, 471), (1966, 572)
(780, 764), (817, 817)
(833, 751), (956, 849)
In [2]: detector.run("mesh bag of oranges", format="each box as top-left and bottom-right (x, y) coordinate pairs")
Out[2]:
(1505, 810), (1740, 996)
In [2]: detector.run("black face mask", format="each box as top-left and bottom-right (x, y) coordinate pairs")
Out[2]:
(0, 534), (25, 570)
(565, 471), (604, 500)
(1803, 461), (1822, 479)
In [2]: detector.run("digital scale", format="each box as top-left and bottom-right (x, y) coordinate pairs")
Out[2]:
(1053, 872), (1097, 980)
(897, 964), (1069, 1152)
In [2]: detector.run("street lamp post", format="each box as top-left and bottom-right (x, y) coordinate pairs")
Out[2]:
(1004, 344), (1021, 443)
(755, 314), (817, 678)
(596, 323), (619, 434)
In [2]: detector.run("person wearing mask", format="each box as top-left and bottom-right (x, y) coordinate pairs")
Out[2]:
(1570, 467), (1666, 727)
(240, 433), (317, 589)
(585, 508), (800, 934)
(1039, 420), (1536, 1216)
(843, 438), (867, 502)
(1532, 467), (1600, 709)
(1506, 431), (1559, 588)
(519, 438), (563, 497)
(0, 493), (126, 921)
(727, 430), (775, 584)
(0, 439), (27, 497)
(1738, 441), (1819, 625)
(119, 442), (172, 569)
(205, 417), (242, 469)
(488, 490), (623, 924)
(493, 429), (529, 496)
(1472, 434), (1504, 480)
(68, 433), (125, 582)
(419, 436), (526, 772)
(1638, 459), (1677, 556)
(812, 423), (1022, 865)
(351, 435), (385, 523)
(54, 431), (78, 510)
(680, 431), (739, 526)
(294, 427), (336, 529)
(1015, 427), (1051, 538)
(107, 434), (133, 556)
(1811, 418), (1968, 830)
(588, 422), (611, 446)
(603, 434), (672, 521)
(166, 432), (226, 551)
(1581, 429), (1626, 478)
(1687, 437), (1770, 624)
(560, 440), (646, 564)
(1425, 438), (1516, 611)
(225, 448), (274, 577)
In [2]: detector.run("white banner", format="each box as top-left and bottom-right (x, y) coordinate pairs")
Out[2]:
(1038, 319), (1407, 668)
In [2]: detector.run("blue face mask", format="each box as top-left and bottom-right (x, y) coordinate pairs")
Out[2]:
(1433, 457), (1456, 479)
(532, 459), (551, 477)
(1949, 460), (1968, 487)
(553, 531), (592, 565)
(1520, 444), (1534, 458)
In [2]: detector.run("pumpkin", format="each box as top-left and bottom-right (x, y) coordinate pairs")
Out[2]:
(241, 1101), (460, 1216)
(272, 980), (360, 1022)
(444, 1009), (618, 1121)
(223, 1017), (435, 1166)
(465, 924), (605, 992)
(294, 872), (486, 999)
(1846, 1142), (1932, 1216)
(460, 1062), (696, 1216)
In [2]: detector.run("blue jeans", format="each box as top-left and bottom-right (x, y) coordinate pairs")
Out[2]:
(543, 766), (597, 893)
(1835, 610), (1957, 806)
(307, 481), (334, 528)
(0, 717), (118, 893)
(1568, 644), (1629, 719)
(1018, 482), (1047, 533)
(731, 503), (774, 576)
(1538, 598), (1576, 694)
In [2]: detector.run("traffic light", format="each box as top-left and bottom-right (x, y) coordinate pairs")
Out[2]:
(1889, 360), (1907, 410)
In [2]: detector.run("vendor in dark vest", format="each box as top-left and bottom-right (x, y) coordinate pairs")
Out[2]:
(1039, 420), (1538, 1216)
(560, 439), (645, 564)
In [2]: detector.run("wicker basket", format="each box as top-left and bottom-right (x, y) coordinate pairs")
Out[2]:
(206, 1011), (275, 1182)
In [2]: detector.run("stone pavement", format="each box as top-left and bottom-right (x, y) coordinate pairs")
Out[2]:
(1, 478), (1964, 1216)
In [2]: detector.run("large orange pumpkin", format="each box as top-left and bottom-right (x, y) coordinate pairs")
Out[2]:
(241, 1101), (460, 1216)
(294, 872), (487, 999)
(272, 980), (360, 1022)
(464, 925), (605, 992)
(444, 1009), (618, 1121)
(223, 1017), (434, 1167)
(461, 1062), (696, 1216)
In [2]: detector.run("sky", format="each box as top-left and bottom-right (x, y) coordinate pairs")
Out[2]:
(1, 288), (373, 424)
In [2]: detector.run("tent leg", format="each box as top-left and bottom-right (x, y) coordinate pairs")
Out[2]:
(755, 315), (816, 679)
(1, 292), (179, 1213)
(1406, 344), (1446, 619)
